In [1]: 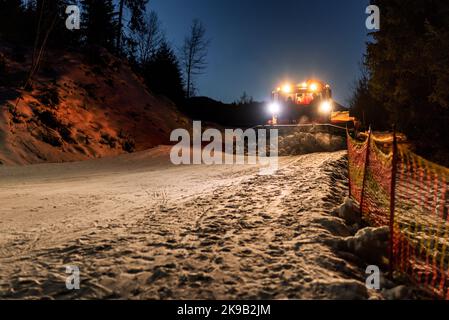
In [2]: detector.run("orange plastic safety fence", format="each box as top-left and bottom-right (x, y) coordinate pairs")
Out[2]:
(347, 130), (449, 299)
(393, 146), (449, 299)
(361, 137), (393, 226)
(347, 131), (368, 205)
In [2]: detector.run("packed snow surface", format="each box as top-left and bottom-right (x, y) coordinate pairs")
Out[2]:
(0, 146), (384, 299)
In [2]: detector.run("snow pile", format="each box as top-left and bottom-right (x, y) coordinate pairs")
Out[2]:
(278, 132), (346, 156)
(333, 197), (426, 299)
(344, 227), (390, 265)
(335, 197), (361, 226)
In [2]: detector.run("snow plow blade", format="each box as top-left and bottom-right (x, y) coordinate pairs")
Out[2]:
(255, 123), (348, 136)
(254, 124), (349, 156)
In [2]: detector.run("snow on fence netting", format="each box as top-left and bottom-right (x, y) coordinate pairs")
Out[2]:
(347, 129), (449, 299)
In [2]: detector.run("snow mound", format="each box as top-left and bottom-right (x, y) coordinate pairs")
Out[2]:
(278, 131), (346, 156)
(345, 227), (390, 265)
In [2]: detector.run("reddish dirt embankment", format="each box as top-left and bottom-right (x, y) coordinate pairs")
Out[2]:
(0, 45), (189, 165)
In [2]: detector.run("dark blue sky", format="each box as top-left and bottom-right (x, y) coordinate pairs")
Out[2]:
(150, 0), (370, 105)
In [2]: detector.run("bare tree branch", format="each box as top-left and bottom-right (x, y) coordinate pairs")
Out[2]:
(133, 10), (164, 65)
(181, 19), (211, 98)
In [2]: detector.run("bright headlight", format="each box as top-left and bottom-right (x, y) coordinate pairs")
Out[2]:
(282, 84), (292, 94)
(319, 100), (333, 114)
(268, 102), (281, 114)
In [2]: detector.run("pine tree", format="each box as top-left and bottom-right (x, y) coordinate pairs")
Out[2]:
(0, 0), (25, 43)
(130, 10), (163, 65)
(81, 0), (117, 51)
(364, 0), (449, 144)
(1, 0), (82, 48)
(142, 41), (185, 104)
(116, 0), (149, 54)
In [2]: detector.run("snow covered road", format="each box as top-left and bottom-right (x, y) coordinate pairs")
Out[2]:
(0, 147), (379, 299)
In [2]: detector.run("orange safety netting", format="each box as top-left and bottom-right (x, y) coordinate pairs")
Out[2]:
(347, 132), (368, 205)
(347, 129), (449, 299)
(361, 136), (393, 227)
(393, 146), (449, 299)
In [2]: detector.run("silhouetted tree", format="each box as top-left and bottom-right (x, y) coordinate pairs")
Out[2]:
(181, 19), (210, 98)
(131, 10), (164, 65)
(142, 41), (185, 104)
(237, 91), (254, 105)
(364, 0), (449, 146)
(0, 0), (72, 46)
(0, 0), (25, 43)
(349, 64), (388, 130)
(116, 0), (149, 54)
(81, 0), (116, 50)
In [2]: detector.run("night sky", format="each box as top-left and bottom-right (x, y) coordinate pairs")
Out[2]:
(150, 0), (370, 105)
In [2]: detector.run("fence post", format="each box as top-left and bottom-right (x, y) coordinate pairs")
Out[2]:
(389, 128), (398, 277)
(346, 126), (352, 199)
(359, 127), (372, 215)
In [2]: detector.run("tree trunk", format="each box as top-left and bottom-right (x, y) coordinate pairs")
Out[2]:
(117, 0), (124, 53)
(187, 69), (191, 98)
(186, 47), (193, 98)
